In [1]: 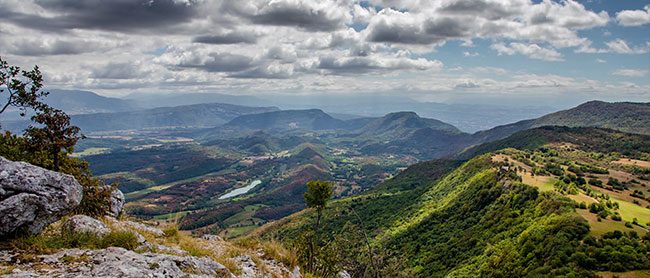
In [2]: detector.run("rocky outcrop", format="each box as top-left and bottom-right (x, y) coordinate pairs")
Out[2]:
(235, 255), (258, 278)
(61, 215), (110, 236)
(105, 186), (124, 218)
(202, 234), (224, 242)
(0, 157), (82, 237)
(1, 247), (234, 278)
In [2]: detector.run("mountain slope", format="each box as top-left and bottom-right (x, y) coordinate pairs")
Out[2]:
(224, 109), (348, 132)
(257, 126), (650, 277)
(460, 126), (650, 159)
(45, 89), (139, 114)
(356, 111), (462, 139)
(472, 101), (650, 143)
(350, 112), (470, 159)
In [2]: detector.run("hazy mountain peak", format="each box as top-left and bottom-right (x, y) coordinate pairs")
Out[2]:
(358, 111), (461, 138)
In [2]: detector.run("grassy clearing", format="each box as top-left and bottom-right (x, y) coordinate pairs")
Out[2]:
(71, 147), (110, 157)
(124, 184), (173, 200)
(598, 270), (650, 278)
(611, 196), (650, 226)
(576, 210), (646, 237)
(228, 226), (259, 239)
(521, 174), (555, 192)
(153, 211), (190, 220)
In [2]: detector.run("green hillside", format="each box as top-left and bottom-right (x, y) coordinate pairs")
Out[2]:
(460, 126), (650, 159)
(257, 127), (650, 277)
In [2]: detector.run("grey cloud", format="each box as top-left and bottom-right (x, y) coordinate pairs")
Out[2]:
(440, 0), (518, 20)
(224, 0), (347, 32)
(9, 39), (103, 56)
(368, 18), (440, 45)
(454, 81), (479, 89)
(264, 46), (297, 62)
(530, 12), (554, 25)
(424, 17), (472, 38)
(178, 52), (255, 72)
(5, 0), (199, 33)
(192, 32), (259, 44)
(90, 62), (150, 79)
(229, 65), (293, 79)
(317, 55), (438, 75)
(318, 56), (380, 74)
(368, 16), (471, 45)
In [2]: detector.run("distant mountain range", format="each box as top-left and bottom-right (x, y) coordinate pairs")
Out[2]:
(124, 92), (269, 109)
(2, 88), (648, 159)
(2, 103), (279, 133)
(471, 101), (650, 143)
(0, 89), (137, 121)
(4, 89), (561, 132)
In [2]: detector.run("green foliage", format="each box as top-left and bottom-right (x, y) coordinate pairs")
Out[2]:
(589, 178), (603, 187)
(303, 180), (333, 213)
(263, 151), (650, 277)
(544, 162), (565, 176)
(464, 126), (650, 160)
(25, 107), (83, 171)
(0, 56), (49, 121)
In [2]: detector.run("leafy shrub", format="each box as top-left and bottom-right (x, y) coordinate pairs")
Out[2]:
(588, 178), (603, 187)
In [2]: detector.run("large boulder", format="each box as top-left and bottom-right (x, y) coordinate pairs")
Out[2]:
(105, 186), (124, 218)
(0, 156), (82, 237)
(61, 215), (110, 236)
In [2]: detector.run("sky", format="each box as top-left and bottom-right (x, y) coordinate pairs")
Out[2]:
(0, 0), (648, 107)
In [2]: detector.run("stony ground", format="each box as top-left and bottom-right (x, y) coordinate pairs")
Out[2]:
(0, 216), (301, 278)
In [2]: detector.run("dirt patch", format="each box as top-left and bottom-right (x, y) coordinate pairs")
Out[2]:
(612, 158), (650, 169)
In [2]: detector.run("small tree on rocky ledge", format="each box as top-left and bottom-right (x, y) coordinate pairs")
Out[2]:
(25, 107), (83, 171)
(303, 179), (333, 273)
(0, 57), (114, 218)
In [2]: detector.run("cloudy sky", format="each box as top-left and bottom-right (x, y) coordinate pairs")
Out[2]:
(0, 0), (648, 106)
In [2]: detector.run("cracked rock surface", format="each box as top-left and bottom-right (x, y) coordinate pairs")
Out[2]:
(0, 156), (82, 237)
(1, 247), (234, 278)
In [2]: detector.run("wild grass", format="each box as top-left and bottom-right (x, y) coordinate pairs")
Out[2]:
(4, 228), (140, 255)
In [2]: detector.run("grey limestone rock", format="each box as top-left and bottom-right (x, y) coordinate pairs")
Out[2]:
(61, 215), (110, 236)
(0, 156), (82, 237)
(29, 247), (234, 278)
(105, 186), (124, 218)
(202, 234), (224, 242)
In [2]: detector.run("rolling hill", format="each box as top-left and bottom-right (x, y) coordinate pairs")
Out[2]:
(355, 111), (462, 139)
(224, 109), (349, 132)
(256, 126), (650, 277)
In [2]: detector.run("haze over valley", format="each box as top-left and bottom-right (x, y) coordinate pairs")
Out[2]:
(1, 0), (649, 277)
